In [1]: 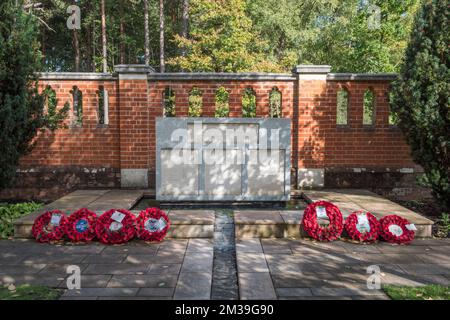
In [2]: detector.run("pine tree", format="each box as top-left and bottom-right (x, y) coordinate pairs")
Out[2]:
(390, 0), (450, 208)
(0, 1), (68, 188)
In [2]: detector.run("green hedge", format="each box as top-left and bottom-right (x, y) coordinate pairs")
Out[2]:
(0, 202), (42, 239)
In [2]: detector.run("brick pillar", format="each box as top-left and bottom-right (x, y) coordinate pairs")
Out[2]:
(116, 65), (153, 188)
(293, 65), (331, 188)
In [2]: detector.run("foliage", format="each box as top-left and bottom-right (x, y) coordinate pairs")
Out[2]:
(242, 88), (256, 118)
(18, 0), (421, 73)
(188, 87), (202, 117)
(248, 0), (419, 72)
(363, 89), (375, 125)
(215, 87), (230, 117)
(42, 85), (70, 130)
(0, 1), (67, 188)
(384, 285), (450, 300)
(336, 89), (348, 125)
(436, 212), (450, 238)
(389, 0), (450, 209)
(269, 88), (282, 118)
(0, 284), (62, 300)
(167, 0), (281, 72)
(163, 87), (176, 117)
(0, 202), (42, 239)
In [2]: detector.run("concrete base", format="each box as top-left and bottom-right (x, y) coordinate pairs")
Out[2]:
(298, 168), (324, 188)
(121, 169), (148, 188)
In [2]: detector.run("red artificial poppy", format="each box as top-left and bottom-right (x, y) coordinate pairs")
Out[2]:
(95, 209), (136, 244)
(302, 201), (344, 242)
(32, 210), (67, 243)
(136, 208), (170, 242)
(379, 215), (415, 244)
(65, 208), (97, 242)
(344, 211), (380, 243)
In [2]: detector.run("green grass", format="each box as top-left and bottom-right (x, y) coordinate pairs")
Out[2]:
(384, 285), (450, 300)
(0, 202), (42, 239)
(0, 284), (62, 300)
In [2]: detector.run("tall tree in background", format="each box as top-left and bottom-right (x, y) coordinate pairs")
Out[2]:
(144, 0), (150, 65)
(101, 0), (107, 72)
(159, 0), (165, 72)
(0, 1), (67, 187)
(390, 0), (450, 208)
(181, 0), (189, 57)
(72, 1), (80, 71)
(168, 0), (279, 72)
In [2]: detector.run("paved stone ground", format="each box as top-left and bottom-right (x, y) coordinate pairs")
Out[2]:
(236, 238), (450, 300)
(0, 238), (213, 300)
(1, 237), (450, 300)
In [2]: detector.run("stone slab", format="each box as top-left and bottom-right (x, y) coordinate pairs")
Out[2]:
(238, 272), (277, 300)
(174, 272), (212, 300)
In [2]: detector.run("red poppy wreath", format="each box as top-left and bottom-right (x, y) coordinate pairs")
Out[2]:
(302, 201), (344, 241)
(379, 215), (416, 244)
(136, 208), (170, 242)
(32, 210), (67, 243)
(344, 211), (380, 243)
(65, 208), (97, 242)
(95, 209), (136, 244)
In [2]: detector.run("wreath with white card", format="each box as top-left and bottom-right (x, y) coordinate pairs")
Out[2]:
(136, 208), (170, 242)
(95, 209), (136, 244)
(379, 215), (416, 244)
(302, 201), (344, 241)
(344, 211), (380, 243)
(32, 210), (67, 243)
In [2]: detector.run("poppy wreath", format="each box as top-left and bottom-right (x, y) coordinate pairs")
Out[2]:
(302, 201), (344, 241)
(379, 215), (415, 244)
(32, 210), (67, 243)
(344, 211), (380, 243)
(136, 208), (171, 242)
(95, 209), (136, 244)
(65, 208), (98, 242)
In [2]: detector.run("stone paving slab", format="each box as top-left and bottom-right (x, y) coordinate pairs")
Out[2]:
(238, 272), (277, 300)
(174, 272), (212, 300)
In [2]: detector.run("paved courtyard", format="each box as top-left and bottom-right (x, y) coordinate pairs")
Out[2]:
(1, 237), (449, 300)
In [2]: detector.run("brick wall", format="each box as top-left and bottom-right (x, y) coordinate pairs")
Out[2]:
(0, 66), (420, 201)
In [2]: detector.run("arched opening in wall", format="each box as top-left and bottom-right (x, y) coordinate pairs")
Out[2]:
(336, 88), (349, 125)
(70, 86), (83, 126)
(269, 87), (282, 118)
(43, 85), (56, 114)
(97, 86), (109, 125)
(363, 88), (375, 126)
(242, 87), (256, 118)
(215, 86), (230, 117)
(188, 87), (203, 117)
(163, 87), (176, 117)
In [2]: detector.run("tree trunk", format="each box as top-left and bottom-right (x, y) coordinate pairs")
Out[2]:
(92, 21), (96, 71)
(101, 0), (108, 73)
(74, 29), (80, 72)
(144, 0), (150, 65)
(181, 0), (189, 57)
(159, 0), (165, 73)
(120, 20), (125, 64)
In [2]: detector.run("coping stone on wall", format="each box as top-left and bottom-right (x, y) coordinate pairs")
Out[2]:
(292, 65), (332, 74)
(147, 72), (296, 81)
(327, 73), (397, 81)
(38, 73), (116, 80)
